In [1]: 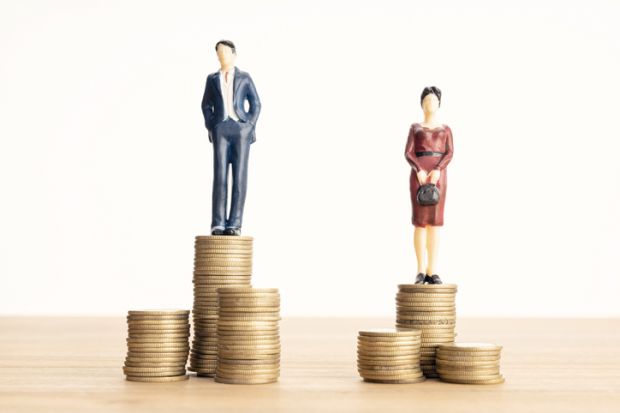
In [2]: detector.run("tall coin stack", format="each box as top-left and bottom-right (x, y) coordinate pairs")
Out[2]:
(357, 329), (425, 384)
(395, 284), (458, 378)
(123, 310), (190, 382)
(215, 287), (281, 384)
(189, 235), (253, 376)
(436, 343), (504, 384)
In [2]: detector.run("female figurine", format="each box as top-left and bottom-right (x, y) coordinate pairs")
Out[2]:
(404, 86), (454, 284)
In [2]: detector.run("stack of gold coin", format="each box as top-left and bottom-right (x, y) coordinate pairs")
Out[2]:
(357, 328), (425, 384)
(395, 284), (458, 378)
(189, 235), (253, 376)
(436, 343), (504, 384)
(123, 310), (190, 382)
(215, 287), (280, 384)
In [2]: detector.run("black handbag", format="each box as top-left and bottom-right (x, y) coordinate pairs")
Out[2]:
(417, 183), (440, 206)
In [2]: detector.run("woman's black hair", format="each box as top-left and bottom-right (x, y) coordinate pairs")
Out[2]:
(421, 86), (442, 107)
(215, 40), (236, 54)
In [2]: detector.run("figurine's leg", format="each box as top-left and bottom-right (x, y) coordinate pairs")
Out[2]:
(226, 123), (251, 229)
(426, 225), (440, 274)
(414, 226), (427, 274)
(211, 126), (230, 231)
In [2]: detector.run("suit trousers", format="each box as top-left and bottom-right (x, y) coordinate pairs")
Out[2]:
(211, 118), (253, 230)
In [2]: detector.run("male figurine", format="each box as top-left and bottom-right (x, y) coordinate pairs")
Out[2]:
(201, 40), (261, 236)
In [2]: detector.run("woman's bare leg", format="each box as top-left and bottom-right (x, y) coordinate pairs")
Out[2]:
(414, 226), (427, 274)
(426, 225), (440, 275)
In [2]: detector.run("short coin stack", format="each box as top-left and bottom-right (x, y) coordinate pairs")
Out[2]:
(190, 235), (253, 376)
(436, 342), (504, 384)
(215, 287), (281, 384)
(395, 284), (458, 378)
(123, 310), (190, 382)
(357, 328), (425, 384)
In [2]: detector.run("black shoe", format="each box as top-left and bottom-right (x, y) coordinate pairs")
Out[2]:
(224, 227), (241, 236)
(424, 274), (434, 284)
(414, 273), (425, 284)
(429, 274), (443, 284)
(211, 228), (225, 235)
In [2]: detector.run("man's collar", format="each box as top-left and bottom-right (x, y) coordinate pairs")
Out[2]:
(219, 66), (235, 75)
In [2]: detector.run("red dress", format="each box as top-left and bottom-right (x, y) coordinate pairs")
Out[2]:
(405, 123), (454, 227)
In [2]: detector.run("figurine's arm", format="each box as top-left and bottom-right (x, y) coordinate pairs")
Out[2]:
(245, 76), (261, 126)
(435, 126), (454, 170)
(201, 77), (214, 133)
(405, 126), (424, 172)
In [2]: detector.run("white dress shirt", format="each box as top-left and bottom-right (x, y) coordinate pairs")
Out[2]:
(219, 67), (239, 121)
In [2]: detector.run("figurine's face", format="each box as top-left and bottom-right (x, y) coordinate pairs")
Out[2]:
(422, 93), (440, 113)
(216, 44), (236, 67)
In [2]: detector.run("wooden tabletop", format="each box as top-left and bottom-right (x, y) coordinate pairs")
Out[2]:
(0, 317), (618, 412)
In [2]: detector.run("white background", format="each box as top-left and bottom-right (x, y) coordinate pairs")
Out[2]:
(1, 0), (619, 317)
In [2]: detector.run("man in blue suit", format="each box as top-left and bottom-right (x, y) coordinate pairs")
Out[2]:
(201, 40), (261, 236)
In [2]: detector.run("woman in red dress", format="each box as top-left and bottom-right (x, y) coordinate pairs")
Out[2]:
(404, 86), (454, 285)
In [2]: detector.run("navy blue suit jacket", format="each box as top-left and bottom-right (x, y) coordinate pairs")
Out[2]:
(201, 67), (261, 143)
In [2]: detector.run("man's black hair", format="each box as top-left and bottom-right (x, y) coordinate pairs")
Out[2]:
(215, 40), (236, 54)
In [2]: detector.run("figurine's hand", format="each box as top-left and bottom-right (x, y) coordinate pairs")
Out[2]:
(417, 170), (428, 184)
(429, 169), (441, 185)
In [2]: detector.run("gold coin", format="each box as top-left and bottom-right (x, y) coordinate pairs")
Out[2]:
(359, 329), (421, 337)
(217, 309), (281, 315)
(436, 350), (501, 357)
(123, 365), (186, 373)
(125, 374), (188, 382)
(195, 238), (253, 243)
(357, 339), (422, 346)
(216, 367), (280, 375)
(124, 361), (186, 368)
(217, 358), (280, 365)
(436, 355), (500, 363)
(439, 376), (505, 385)
(437, 342), (502, 352)
(194, 243), (253, 248)
(218, 350), (280, 358)
(217, 319), (279, 326)
(397, 292), (456, 298)
(218, 336), (280, 345)
(123, 369), (186, 377)
(215, 330), (277, 336)
(194, 253), (252, 258)
(358, 336), (421, 343)
(398, 284), (457, 291)
(217, 362), (280, 369)
(125, 357), (188, 364)
(195, 258), (252, 264)
(127, 338), (189, 344)
(127, 329), (190, 335)
(128, 310), (189, 316)
(357, 343), (420, 352)
(363, 377), (426, 384)
(126, 317), (189, 323)
(218, 287), (278, 294)
(218, 318), (280, 323)
(218, 353), (280, 361)
(126, 352), (188, 359)
(439, 372), (503, 380)
(396, 299), (456, 305)
(214, 376), (278, 384)
(358, 359), (421, 367)
(357, 355), (421, 362)
(218, 303), (280, 308)
(126, 318), (188, 323)
(127, 326), (190, 331)
(359, 371), (425, 380)
(436, 359), (499, 367)
(396, 320), (455, 326)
